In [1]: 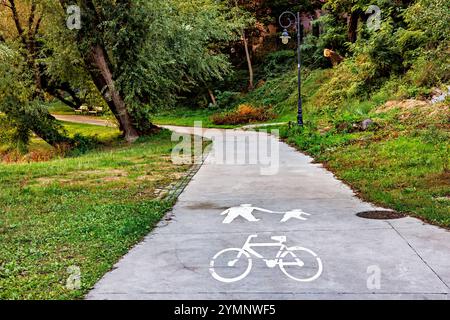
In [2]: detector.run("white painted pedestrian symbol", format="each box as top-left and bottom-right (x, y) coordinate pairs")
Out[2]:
(209, 235), (323, 283)
(280, 209), (311, 223)
(220, 204), (311, 223)
(220, 204), (275, 223)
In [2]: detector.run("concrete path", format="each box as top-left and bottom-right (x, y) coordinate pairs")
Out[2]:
(87, 126), (450, 300)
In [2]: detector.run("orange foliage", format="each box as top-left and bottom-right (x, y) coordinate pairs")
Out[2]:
(211, 104), (275, 125)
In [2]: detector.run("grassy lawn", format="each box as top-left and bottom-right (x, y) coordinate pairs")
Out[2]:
(0, 123), (193, 299)
(46, 101), (76, 115)
(62, 121), (121, 142)
(277, 98), (450, 227)
(281, 124), (449, 227)
(47, 101), (112, 120)
(1, 121), (121, 162)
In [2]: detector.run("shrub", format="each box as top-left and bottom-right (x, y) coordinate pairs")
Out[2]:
(211, 104), (275, 125)
(300, 15), (347, 69)
(68, 134), (100, 157)
(261, 50), (296, 79)
(0, 116), (30, 154)
(404, 46), (450, 88)
(215, 91), (241, 109)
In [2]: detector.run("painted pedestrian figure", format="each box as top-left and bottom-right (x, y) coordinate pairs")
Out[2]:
(220, 204), (277, 223)
(220, 204), (311, 223)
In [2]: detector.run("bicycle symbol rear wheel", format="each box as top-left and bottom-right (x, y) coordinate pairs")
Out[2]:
(209, 248), (252, 283)
(279, 247), (323, 282)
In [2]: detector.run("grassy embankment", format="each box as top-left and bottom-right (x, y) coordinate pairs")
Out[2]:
(154, 67), (449, 227)
(251, 68), (449, 227)
(0, 122), (193, 299)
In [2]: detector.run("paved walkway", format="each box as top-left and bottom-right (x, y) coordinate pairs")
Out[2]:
(52, 114), (116, 127)
(87, 126), (450, 300)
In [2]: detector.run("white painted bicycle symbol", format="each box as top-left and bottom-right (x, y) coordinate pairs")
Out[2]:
(209, 235), (323, 283)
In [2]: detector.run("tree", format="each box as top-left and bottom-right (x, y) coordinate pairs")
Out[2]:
(57, 0), (241, 142)
(231, 0), (255, 91)
(0, 0), (88, 109)
(1, 0), (241, 147)
(0, 41), (72, 150)
(0, 0), (74, 148)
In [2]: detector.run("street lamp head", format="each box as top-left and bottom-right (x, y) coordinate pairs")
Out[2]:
(280, 29), (291, 45)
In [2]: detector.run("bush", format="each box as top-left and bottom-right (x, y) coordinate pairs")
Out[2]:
(211, 104), (275, 125)
(404, 0), (450, 46)
(261, 50), (296, 79)
(0, 116), (30, 154)
(68, 134), (100, 157)
(215, 91), (241, 109)
(404, 46), (450, 88)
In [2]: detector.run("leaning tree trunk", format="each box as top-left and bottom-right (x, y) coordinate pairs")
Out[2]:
(87, 45), (140, 143)
(60, 0), (143, 142)
(46, 85), (84, 110)
(208, 88), (217, 106)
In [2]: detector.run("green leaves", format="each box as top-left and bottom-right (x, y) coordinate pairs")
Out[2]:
(404, 0), (450, 45)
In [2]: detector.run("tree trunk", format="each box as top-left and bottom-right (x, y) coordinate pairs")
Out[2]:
(348, 11), (360, 43)
(59, 0), (145, 142)
(242, 29), (254, 91)
(208, 88), (217, 106)
(233, 0), (253, 91)
(49, 89), (79, 110)
(88, 45), (139, 143)
(61, 85), (84, 108)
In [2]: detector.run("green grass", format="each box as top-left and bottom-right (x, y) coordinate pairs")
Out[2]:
(151, 69), (324, 128)
(272, 68), (450, 227)
(47, 101), (76, 115)
(0, 125), (193, 299)
(1, 121), (120, 162)
(47, 101), (112, 120)
(280, 123), (449, 227)
(246, 68), (449, 227)
(61, 121), (121, 143)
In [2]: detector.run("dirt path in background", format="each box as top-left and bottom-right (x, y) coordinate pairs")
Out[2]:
(52, 114), (116, 127)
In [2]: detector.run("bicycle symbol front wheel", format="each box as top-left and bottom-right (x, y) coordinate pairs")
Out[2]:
(209, 248), (252, 283)
(279, 247), (323, 282)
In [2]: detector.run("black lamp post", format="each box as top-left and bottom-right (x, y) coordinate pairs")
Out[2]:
(279, 11), (303, 126)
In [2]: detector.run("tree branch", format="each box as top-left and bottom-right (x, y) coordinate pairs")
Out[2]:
(28, 0), (36, 32)
(7, 0), (25, 43)
(34, 14), (42, 35)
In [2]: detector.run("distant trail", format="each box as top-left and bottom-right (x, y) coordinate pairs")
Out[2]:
(53, 114), (287, 131)
(52, 114), (116, 127)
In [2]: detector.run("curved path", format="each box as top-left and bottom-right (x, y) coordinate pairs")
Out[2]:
(83, 125), (450, 300)
(52, 114), (116, 127)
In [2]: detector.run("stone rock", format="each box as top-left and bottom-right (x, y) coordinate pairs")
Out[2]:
(361, 119), (374, 130)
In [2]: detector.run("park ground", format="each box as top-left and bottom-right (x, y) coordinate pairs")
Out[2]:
(0, 121), (194, 299)
(1, 68), (448, 299)
(154, 68), (449, 228)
